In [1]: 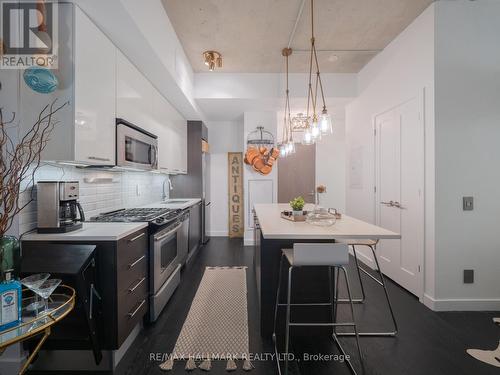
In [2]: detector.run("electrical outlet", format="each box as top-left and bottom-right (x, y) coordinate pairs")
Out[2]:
(463, 196), (473, 211)
(463, 269), (474, 284)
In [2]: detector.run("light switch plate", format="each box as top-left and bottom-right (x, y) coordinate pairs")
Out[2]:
(463, 196), (473, 211)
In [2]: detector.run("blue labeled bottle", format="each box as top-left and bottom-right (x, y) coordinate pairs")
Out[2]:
(0, 270), (22, 331)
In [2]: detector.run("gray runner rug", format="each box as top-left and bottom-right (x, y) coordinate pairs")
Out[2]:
(160, 266), (253, 372)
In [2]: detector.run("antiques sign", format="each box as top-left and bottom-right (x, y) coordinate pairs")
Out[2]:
(228, 152), (244, 238)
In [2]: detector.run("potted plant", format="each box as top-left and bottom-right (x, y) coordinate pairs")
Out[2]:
(289, 196), (305, 216)
(0, 100), (67, 281)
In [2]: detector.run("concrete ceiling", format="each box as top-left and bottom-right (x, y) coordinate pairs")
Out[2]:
(162, 0), (434, 73)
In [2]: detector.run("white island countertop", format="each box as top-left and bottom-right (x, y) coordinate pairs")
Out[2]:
(254, 203), (400, 240)
(23, 222), (148, 242)
(141, 198), (201, 210)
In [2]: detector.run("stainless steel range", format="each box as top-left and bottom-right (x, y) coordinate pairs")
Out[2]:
(90, 207), (189, 321)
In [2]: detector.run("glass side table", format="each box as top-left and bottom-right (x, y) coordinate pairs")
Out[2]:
(0, 285), (75, 375)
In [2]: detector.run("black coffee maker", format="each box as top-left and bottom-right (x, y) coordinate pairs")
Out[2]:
(37, 181), (85, 233)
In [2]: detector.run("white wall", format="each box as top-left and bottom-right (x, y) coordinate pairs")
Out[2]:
(315, 114), (346, 211)
(206, 120), (244, 236)
(433, 0), (500, 310)
(345, 5), (436, 299)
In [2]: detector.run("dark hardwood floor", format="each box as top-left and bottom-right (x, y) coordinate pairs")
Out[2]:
(115, 237), (499, 375)
(30, 237), (500, 374)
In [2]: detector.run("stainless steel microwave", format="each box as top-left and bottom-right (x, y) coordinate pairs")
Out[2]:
(116, 118), (158, 170)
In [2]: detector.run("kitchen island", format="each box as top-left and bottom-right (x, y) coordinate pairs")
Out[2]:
(253, 203), (400, 337)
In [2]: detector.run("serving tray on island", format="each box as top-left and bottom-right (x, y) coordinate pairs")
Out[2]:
(280, 211), (308, 222)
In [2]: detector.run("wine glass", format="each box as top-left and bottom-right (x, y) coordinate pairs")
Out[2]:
(21, 273), (50, 313)
(33, 279), (62, 315)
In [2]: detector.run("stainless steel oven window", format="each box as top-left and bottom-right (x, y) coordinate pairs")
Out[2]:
(153, 221), (182, 292)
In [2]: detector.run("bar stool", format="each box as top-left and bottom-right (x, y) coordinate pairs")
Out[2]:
(272, 243), (362, 375)
(335, 239), (398, 336)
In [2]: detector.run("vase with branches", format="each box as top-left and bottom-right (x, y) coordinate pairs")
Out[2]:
(0, 99), (67, 280)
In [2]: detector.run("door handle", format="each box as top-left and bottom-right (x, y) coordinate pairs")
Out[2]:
(393, 201), (405, 209)
(380, 201), (394, 207)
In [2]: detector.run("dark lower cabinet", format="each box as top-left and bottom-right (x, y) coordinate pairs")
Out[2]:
(22, 227), (149, 350)
(188, 201), (202, 255)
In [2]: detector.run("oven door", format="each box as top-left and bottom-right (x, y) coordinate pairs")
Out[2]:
(152, 221), (182, 293)
(116, 121), (158, 170)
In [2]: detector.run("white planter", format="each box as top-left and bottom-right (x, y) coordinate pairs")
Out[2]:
(292, 210), (303, 216)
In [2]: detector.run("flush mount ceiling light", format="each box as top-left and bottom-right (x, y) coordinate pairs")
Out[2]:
(302, 0), (333, 144)
(202, 50), (222, 71)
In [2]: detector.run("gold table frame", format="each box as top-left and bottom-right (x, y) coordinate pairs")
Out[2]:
(0, 285), (76, 374)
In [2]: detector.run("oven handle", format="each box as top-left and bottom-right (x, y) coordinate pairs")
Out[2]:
(154, 222), (182, 242)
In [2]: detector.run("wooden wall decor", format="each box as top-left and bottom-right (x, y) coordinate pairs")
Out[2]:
(228, 152), (244, 238)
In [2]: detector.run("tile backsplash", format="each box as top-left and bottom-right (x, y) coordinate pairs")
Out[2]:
(18, 164), (169, 235)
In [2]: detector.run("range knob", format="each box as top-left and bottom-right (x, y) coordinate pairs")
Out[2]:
(155, 218), (164, 224)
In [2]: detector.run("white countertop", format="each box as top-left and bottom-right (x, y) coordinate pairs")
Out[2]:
(254, 203), (400, 240)
(141, 198), (201, 210)
(23, 222), (148, 241)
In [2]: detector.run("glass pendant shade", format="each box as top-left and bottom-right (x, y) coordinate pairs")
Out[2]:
(320, 110), (333, 134)
(303, 126), (314, 145)
(280, 145), (287, 158)
(311, 118), (320, 140)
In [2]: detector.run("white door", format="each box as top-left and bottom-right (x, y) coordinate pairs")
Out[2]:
(375, 97), (424, 297)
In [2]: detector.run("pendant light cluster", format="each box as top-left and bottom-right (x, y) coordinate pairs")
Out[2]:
(303, 0), (333, 144)
(280, 48), (295, 158)
(279, 0), (333, 157)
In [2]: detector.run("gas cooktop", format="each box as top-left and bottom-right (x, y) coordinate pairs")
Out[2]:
(90, 207), (182, 224)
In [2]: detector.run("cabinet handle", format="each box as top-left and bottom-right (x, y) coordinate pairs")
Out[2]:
(128, 255), (145, 269)
(88, 156), (111, 162)
(128, 277), (146, 293)
(127, 299), (146, 318)
(128, 232), (145, 243)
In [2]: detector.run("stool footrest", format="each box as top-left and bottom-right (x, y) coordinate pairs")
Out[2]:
(277, 302), (331, 307)
(289, 322), (355, 327)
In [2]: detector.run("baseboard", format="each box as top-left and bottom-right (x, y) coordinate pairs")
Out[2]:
(423, 293), (500, 311)
(208, 230), (228, 237)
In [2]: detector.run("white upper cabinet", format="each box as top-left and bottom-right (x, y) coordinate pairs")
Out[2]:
(19, 4), (116, 165)
(116, 50), (155, 133)
(152, 87), (187, 174)
(118, 50), (187, 174)
(74, 6), (116, 165)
